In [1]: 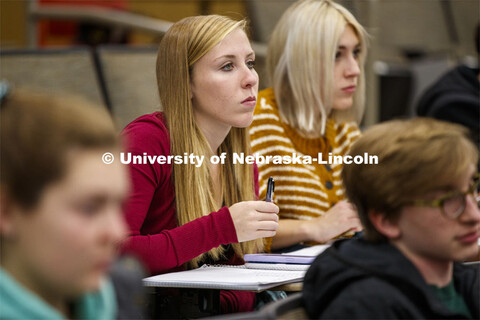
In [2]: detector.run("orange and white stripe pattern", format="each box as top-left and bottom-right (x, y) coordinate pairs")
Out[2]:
(249, 88), (360, 221)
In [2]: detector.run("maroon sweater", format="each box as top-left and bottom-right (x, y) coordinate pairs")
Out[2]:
(121, 112), (257, 313)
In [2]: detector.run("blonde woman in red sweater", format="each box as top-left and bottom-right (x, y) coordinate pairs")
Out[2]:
(121, 15), (279, 313)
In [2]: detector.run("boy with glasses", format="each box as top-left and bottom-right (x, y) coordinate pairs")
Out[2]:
(303, 117), (479, 319)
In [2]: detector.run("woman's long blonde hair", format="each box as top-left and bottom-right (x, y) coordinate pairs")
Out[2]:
(268, 0), (368, 136)
(156, 15), (263, 268)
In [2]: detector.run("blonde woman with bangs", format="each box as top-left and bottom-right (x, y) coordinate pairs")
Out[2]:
(121, 15), (279, 313)
(250, 0), (367, 251)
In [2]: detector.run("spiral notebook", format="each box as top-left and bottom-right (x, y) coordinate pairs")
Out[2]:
(143, 264), (305, 291)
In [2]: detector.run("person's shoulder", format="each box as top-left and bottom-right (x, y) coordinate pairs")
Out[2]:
(329, 120), (361, 148)
(454, 263), (480, 319)
(417, 64), (479, 116)
(333, 121), (360, 135)
(254, 88), (278, 116)
(258, 87), (275, 101)
(453, 262), (480, 295)
(121, 112), (170, 152)
(109, 256), (147, 319)
(122, 112), (167, 135)
(454, 65), (479, 82)
(316, 277), (419, 319)
(454, 261), (480, 277)
(77, 278), (117, 320)
(304, 239), (433, 318)
(251, 88), (283, 139)
(434, 65), (479, 93)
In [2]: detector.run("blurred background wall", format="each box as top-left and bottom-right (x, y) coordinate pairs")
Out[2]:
(1, 0), (478, 127)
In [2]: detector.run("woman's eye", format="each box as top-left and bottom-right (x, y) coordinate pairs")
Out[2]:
(335, 51), (341, 60)
(353, 49), (361, 58)
(247, 60), (256, 69)
(221, 63), (234, 71)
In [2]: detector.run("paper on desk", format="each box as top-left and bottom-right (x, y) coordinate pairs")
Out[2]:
(283, 244), (330, 257)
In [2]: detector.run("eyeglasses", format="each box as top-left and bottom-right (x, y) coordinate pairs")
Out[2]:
(411, 173), (480, 220)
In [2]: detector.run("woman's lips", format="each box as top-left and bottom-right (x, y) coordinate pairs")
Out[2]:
(241, 96), (257, 107)
(342, 85), (356, 93)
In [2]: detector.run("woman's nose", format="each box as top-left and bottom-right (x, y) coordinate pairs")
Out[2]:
(241, 66), (258, 89)
(345, 56), (360, 78)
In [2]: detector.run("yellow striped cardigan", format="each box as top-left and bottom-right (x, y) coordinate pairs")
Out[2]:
(249, 88), (361, 249)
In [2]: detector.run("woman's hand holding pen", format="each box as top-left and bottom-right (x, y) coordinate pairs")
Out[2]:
(229, 201), (279, 242)
(306, 200), (363, 243)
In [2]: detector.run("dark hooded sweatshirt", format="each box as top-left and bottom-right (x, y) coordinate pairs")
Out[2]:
(303, 238), (480, 319)
(416, 65), (479, 147)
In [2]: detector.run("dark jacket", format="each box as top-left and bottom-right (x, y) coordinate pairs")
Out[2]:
(416, 65), (480, 148)
(302, 238), (480, 319)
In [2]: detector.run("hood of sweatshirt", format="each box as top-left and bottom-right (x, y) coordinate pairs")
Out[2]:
(302, 238), (479, 319)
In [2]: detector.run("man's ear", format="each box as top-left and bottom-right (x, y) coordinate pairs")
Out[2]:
(368, 209), (401, 240)
(0, 188), (17, 239)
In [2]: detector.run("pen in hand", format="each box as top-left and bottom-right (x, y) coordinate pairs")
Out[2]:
(266, 177), (275, 202)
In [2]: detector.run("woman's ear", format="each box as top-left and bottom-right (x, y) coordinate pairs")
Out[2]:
(368, 209), (401, 240)
(189, 82), (194, 100)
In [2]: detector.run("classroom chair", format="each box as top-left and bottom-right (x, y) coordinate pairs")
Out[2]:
(204, 292), (306, 319)
(258, 292), (307, 319)
(0, 47), (106, 108)
(95, 45), (160, 130)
